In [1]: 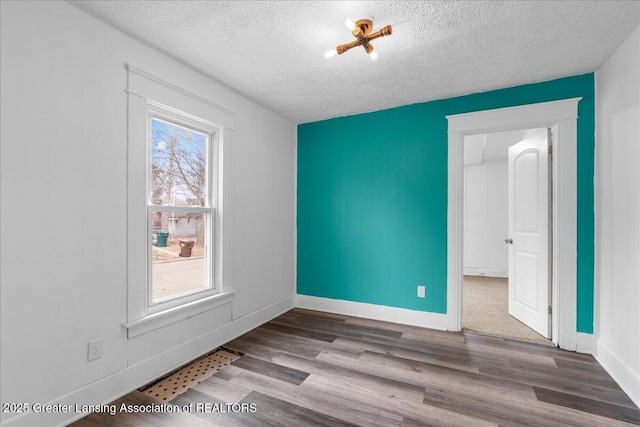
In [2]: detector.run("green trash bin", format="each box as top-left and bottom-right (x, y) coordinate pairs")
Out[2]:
(156, 232), (169, 247)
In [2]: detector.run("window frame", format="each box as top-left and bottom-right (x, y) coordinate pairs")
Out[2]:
(146, 105), (220, 313)
(125, 65), (235, 338)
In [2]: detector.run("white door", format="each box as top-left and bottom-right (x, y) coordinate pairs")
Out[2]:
(507, 129), (551, 338)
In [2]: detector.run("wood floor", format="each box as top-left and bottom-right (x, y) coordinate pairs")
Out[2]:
(72, 308), (640, 426)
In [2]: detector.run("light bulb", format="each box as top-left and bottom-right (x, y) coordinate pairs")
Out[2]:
(369, 51), (378, 61)
(345, 18), (355, 30)
(324, 49), (337, 58)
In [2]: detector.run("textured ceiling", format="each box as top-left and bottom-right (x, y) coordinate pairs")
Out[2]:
(464, 129), (532, 165)
(69, 1), (640, 124)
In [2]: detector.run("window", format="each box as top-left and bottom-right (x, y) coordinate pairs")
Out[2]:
(148, 109), (217, 308)
(126, 66), (235, 336)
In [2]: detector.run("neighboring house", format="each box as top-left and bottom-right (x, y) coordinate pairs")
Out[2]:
(153, 211), (202, 238)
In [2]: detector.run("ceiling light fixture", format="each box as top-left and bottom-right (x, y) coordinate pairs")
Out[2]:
(325, 18), (392, 60)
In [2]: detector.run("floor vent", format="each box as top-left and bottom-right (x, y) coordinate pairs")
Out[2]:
(142, 349), (241, 402)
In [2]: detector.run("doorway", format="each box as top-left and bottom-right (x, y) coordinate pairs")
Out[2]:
(445, 98), (582, 352)
(462, 128), (551, 344)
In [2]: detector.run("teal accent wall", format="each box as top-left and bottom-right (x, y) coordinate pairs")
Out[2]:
(297, 74), (595, 333)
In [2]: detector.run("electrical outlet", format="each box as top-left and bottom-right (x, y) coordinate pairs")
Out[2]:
(417, 285), (426, 298)
(88, 338), (103, 362)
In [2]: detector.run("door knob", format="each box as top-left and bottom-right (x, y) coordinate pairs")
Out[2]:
(505, 238), (513, 244)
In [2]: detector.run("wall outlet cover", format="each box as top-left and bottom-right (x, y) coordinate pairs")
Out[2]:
(88, 338), (103, 361)
(417, 285), (426, 298)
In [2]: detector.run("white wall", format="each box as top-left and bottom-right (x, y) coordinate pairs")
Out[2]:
(0, 2), (296, 426)
(464, 160), (508, 277)
(594, 24), (640, 407)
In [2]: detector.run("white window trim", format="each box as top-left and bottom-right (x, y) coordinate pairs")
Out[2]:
(446, 98), (581, 352)
(125, 291), (234, 338)
(125, 65), (235, 337)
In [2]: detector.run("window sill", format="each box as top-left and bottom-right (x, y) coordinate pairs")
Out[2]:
(125, 290), (235, 338)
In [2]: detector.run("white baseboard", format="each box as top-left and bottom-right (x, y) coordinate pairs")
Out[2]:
(593, 337), (640, 409)
(463, 268), (508, 278)
(295, 295), (448, 330)
(2, 296), (295, 427)
(575, 332), (594, 354)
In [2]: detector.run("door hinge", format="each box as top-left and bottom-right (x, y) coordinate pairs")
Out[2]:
(548, 305), (552, 315)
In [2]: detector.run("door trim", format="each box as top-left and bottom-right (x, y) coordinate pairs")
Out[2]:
(446, 98), (581, 351)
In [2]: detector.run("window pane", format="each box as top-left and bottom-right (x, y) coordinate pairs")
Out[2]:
(151, 118), (208, 207)
(151, 210), (210, 302)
